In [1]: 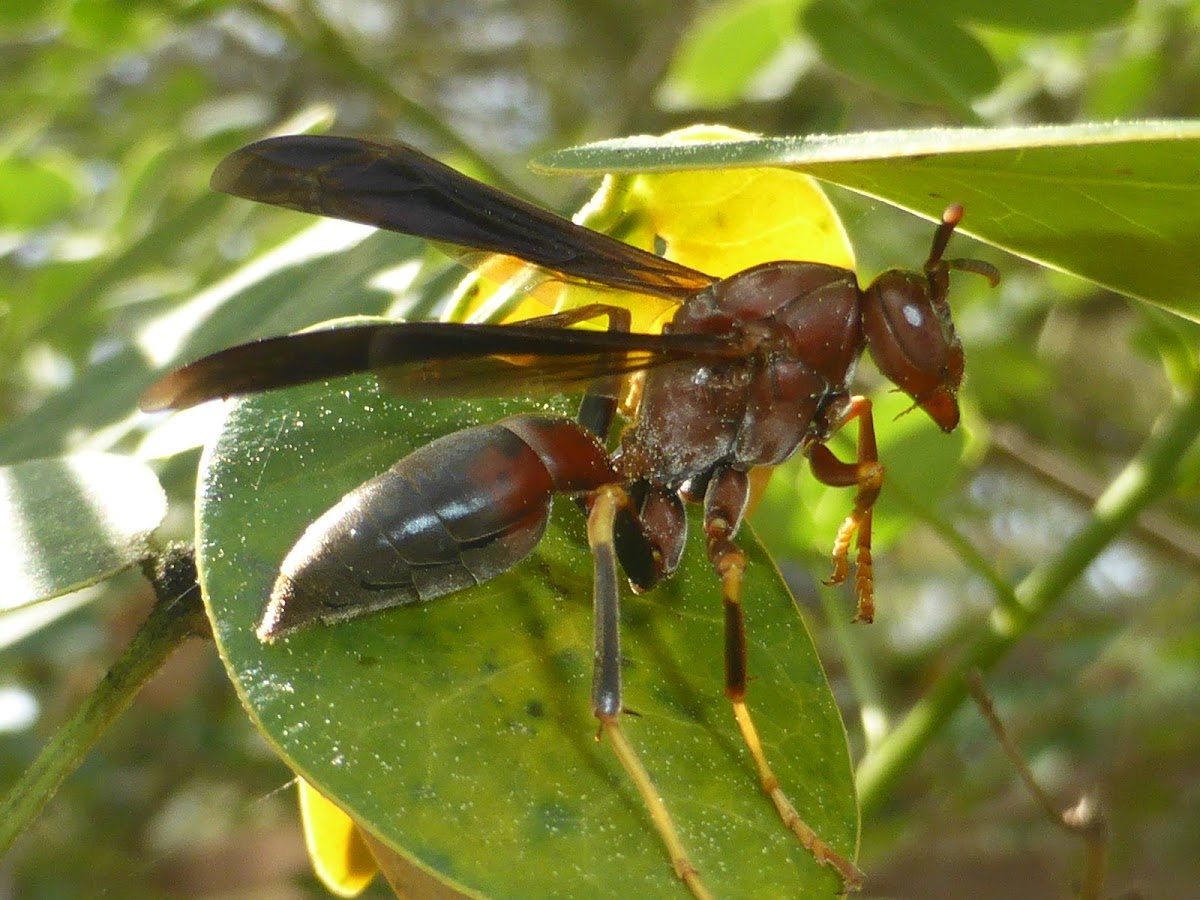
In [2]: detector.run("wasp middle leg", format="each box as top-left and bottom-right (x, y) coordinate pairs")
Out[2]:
(586, 484), (713, 900)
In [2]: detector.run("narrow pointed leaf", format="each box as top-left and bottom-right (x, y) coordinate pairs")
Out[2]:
(1, 454), (166, 611)
(537, 122), (1200, 319)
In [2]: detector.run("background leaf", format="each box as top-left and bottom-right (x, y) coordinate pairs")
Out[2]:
(802, 0), (998, 116)
(953, 0), (1136, 31)
(0, 156), (81, 230)
(0, 453), (165, 611)
(664, 0), (1135, 113)
(657, 0), (807, 110)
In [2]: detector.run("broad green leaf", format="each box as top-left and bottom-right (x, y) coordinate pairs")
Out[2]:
(803, 0), (997, 115)
(536, 122), (1200, 319)
(0, 453), (166, 611)
(199, 375), (858, 898)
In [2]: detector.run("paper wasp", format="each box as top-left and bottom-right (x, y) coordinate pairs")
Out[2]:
(141, 134), (999, 895)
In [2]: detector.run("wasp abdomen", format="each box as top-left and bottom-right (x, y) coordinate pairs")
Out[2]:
(258, 414), (614, 640)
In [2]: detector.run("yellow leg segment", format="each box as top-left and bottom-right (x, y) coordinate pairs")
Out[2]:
(708, 487), (864, 892)
(730, 700), (864, 891)
(601, 717), (714, 900)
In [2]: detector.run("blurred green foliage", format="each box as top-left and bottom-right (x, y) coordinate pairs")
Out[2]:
(3, 0), (1200, 897)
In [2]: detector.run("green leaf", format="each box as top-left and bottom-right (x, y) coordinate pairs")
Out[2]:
(66, 0), (159, 50)
(198, 362), (858, 897)
(797, 0), (1132, 112)
(0, 156), (81, 230)
(1083, 50), (1161, 120)
(0, 225), (420, 464)
(951, 0), (1136, 32)
(536, 122), (1200, 320)
(0, 453), (166, 611)
(659, 0), (806, 109)
(0, 0), (56, 28)
(138, 225), (427, 368)
(803, 0), (998, 115)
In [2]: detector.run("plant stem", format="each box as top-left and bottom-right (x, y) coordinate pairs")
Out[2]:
(0, 578), (207, 856)
(855, 378), (1200, 813)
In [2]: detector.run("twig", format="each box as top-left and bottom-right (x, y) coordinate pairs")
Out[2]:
(990, 423), (1200, 574)
(966, 671), (1109, 900)
(0, 546), (208, 856)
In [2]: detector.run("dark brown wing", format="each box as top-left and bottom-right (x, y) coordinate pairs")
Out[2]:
(211, 135), (717, 300)
(139, 322), (748, 411)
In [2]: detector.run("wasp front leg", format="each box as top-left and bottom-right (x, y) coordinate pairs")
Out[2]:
(805, 395), (884, 623)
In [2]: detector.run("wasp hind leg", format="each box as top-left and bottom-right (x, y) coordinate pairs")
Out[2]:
(704, 466), (865, 891)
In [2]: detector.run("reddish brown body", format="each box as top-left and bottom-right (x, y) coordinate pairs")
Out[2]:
(141, 134), (999, 896)
(622, 263), (863, 482)
(262, 253), (965, 638)
(261, 416), (615, 637)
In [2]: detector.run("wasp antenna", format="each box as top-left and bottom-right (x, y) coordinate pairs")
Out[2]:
(925, 204), (966, 273)
(946, 257), (1001, 288)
